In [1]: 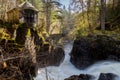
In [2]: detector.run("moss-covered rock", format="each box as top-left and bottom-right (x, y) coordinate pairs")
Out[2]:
(70, 35), (120, 69)
(37, 46), (65, 67)
(98, 73), (117, 80)
(64, 74), (94, 80)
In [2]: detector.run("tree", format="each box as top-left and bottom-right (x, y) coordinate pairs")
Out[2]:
(0, 0), (16, 21)
(41, 0), (61, 34)
(100, 0), (106, 31)
(70, 0), (101, 35)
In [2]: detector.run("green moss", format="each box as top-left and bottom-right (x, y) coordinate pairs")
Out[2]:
(26, 28), (31, 37)
(93, 30), (120, 35)
(43, 41), (49, 45)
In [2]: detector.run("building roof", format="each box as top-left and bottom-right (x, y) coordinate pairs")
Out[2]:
(7, 7), (19, 13)
(19, 1), (39, 12)
(7, 1), (39, 13)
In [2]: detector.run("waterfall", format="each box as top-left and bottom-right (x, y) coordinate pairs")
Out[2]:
(35, 42), (120, 80)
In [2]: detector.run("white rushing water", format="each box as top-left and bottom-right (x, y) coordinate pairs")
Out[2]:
(35, 43), (120, 80)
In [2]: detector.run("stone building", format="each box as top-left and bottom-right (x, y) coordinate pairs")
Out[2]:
(7, 1), (39, 25)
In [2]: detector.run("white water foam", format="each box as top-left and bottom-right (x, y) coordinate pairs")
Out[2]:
(34, 43), (120, 80)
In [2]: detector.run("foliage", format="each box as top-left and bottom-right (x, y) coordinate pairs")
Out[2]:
(71, 0), (120, 37)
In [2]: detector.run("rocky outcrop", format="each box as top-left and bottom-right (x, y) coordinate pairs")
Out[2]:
(64, 73), (118, 80)
(98, 73), (117, 80)
(37, 46), (65, 67)
(64, 74), (94, 80)
(70, 35), (120, 69)
(49, 47), (65, 66)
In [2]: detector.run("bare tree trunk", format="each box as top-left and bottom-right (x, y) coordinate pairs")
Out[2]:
(45, 0), (51, 34)
(112, 0), (115, 10)
(100, 0), (106, 31)
(87, 0), (92, 33)
(93, 0), (97, 29)
(79, 0), (86, 31)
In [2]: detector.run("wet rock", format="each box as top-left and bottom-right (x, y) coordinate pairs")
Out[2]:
(70, 35), (120, 69)
(37, 47), (65, 67)
(50, 47), (65, 66)
(64, 74), (94, 80)
(98, 73), (117, 80)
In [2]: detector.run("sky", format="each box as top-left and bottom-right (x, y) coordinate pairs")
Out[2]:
(59, 0), (70, 9)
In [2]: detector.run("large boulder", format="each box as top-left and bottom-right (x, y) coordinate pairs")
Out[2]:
(49, 47), (65, 66)
(37, 47), (65, 67)
(64, 74), (94, 80)
(70, 35), (120, 69)
(64, 73), (118, 80)
(98, 73), (117, 80)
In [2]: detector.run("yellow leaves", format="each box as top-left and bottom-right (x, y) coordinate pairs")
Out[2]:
(0, 28), (11, 40)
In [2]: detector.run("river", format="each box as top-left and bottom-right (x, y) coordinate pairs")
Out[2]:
(34, 42), (120, 80)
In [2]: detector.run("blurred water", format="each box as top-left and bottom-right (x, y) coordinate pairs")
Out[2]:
(34, 43), (120, 80)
